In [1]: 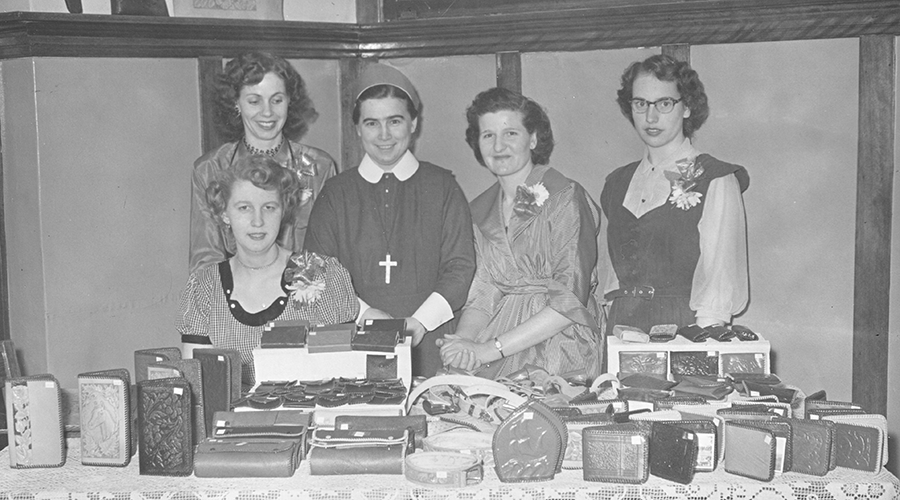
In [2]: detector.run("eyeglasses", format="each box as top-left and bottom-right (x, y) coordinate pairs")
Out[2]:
(630, 97), (682, 114)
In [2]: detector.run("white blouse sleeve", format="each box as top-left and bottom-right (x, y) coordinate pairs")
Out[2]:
(691, 174), (749, 326)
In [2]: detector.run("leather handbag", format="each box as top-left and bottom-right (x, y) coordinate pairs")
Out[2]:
(582, 422), (651, 483)
(405, 452), (483, 488)
(78, 368), (134, 466)
(781, 417), (834, 476)
(649, 422), (698, 484)
(5, 374), (65, 468)
(333, 414), (426, 449)
(723, 421), (776, 481)
(133, 347), (181, 383)
(137, 377), (193, 476)
(493, 398), (566, 482)
(308, 428), (409, 475)
(194, 438), (303, 477)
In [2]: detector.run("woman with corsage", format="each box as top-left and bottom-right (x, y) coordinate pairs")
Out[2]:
(599, 54), (749, 335)
(438, 87), (602, 378)
(178, 155), (358, 385)
(189, 52), (336, 274)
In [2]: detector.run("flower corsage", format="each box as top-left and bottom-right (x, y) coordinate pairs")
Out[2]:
(512, 182), (550, 217)
(283, 251), (327, 307)
(294, 153), (318, 206)
(665, 157), (705, 210)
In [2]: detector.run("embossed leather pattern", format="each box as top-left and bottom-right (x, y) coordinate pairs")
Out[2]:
(149, 359), (205, 443)
(784, 417), (834, 476)
(721, 352), (767, 374)
(832, 423), (883, 473)
(671, 351), (718, 376)
(78, 369), (133, 466)
(582, 422), (650, 484)
(619, 351), (667, 376)
(823, 413), (888, 466)
(137, 378), (193, 476)
(5, 375), (65, 469)
(493, 399), (566, 483)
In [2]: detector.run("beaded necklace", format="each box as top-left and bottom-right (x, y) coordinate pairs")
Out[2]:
(243, 137), (283, 157)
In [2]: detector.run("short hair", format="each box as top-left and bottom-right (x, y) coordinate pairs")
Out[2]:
(352, 84), (419, 124)
(205, 155), (304, 227)
(464, 87), (554, 167)
(616, 54), (709, 139)
(214, 52), (319, 143)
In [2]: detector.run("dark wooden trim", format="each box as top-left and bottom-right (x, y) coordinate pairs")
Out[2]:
(662, 44), (691, 64)
(496, 52), (522, 93)
(198, 57), (224, 154)
(2, 1), (900, 60)
(852, 34), (894, 417)
(339, 58), (367, 172)
(0, 122), (8, 342)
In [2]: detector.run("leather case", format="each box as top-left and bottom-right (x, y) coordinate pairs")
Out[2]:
(148, 359), (205, 443)
(133, 347), (181, 383)
(351, 329), (400, 352)
(193, 348), (241, 437)
(194, 438), (303, 477)
(672, 375), (733, 400)
(405, 451), (483, 488)
(612, 325), (649, 343)
(333, 414), (426, 449)
(648, 324), (677, 343)
(824, 413), (888, 467)
(658, 419), (718, 472)
(78, 368), (133, 466)
(741, 381), (797, 404)
(619, 373), (676, 391)
(582, 422), (650, 484)
(677, 324), (710, 342)
(723, 421), (776, 481)
(261, 320), (309, 348)
(5, 375), (65, 468)
(493, 399), (566, 482)
(308, 428), (409, 475)
(562, 414), (616, 469)
(308, 323), (354, 353)
(731, 419), (792, 474)
(706, 325), (736, 341)
(721, 352), (768, 374)
(671, 351), (719, 377)
(649, 422), (698, 484)
(137, 378), (193, 476)
(619, 351), (667, 377)
(366, 354), (399, 380)
(363, 318), (407, 338)
(782, 417), (833, 476)
(830, 422), (883, 473)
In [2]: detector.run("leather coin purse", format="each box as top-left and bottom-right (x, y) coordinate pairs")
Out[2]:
(492, 399), (566, 482)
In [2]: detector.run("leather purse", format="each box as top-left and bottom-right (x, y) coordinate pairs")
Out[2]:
(308, 323), (354, 353)
(493, 399), (566, 482)
(723, 421), (776, 481)
(148, 359), (205, 442)
(730, 324), (759, 341)
(582, 422), (651, 484)
(618, 351), (667, 377)
(405, 451), (483, 488)
(649, 422), (698, 484)
(78, 368), (133, 466)
(137, 377), (193, 476)
(308, 428), (410, 475)
(659, 419), (718, 472)
(5, 374), (65, 468)
(648, 324), (677, 342)
(261, 320), (309, 348)
(194, 438), (304, 477)
(781, 417), (834, 476)
(193, 348), (241, 437)
(333, 414), (426, 449)
(133, 347), (181, 383)
(671, 351), (719, 377)
(677, 324), (710, 342)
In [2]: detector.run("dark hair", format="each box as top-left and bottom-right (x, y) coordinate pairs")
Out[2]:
(214, 52), (318, 143)
(205, 155), (304, 227)
(465, 87), (554, 167)
(616, 54), (709, 139)
(352, 84), (419, 124)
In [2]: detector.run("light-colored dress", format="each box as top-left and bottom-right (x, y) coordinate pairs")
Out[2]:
(463, 165), (603, 379)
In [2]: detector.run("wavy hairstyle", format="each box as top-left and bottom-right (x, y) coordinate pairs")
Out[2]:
(465, 87), (554, 167)
(616, 54), (709, 139)
(205, 155), (304, 228)
(214, 52), (319, 143)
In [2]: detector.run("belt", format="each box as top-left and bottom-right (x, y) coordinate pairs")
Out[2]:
(604, 286), (690, 301)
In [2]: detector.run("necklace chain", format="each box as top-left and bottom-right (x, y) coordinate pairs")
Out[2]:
(243, 137), (283, 157)
(236, 252), (280, 271)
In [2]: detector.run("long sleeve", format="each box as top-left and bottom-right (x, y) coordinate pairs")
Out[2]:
(430, 178), (477, 312)
(690, 174), (749, 324)
(283, 145), (337, 253)
(303, 180), (340, 259)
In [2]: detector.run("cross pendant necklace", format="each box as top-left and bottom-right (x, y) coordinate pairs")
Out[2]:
(375, 173), (400, 285)
(379, 254), (397, 284)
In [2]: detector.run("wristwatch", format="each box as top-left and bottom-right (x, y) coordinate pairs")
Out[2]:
(494, 338), (505, 357)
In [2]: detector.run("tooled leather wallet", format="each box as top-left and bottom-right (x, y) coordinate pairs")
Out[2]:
(137, 377), (193, 476)
(5, 374), (66, 468)
(78, 368), (133, 466)
(582, 422), (651, 484)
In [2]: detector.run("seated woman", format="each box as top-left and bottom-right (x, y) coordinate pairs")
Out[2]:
(438, 87), (602, 379)
(177, 155), (359, 385)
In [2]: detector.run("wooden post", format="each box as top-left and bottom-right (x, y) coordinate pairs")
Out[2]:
(0, 125), (7, 342)
(198, 57), (224, 154)
(853, 35), (894, 416)
(340, 58), (370, 172)
(497, 51), (522, 93)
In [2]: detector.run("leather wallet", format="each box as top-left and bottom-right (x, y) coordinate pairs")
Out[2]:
(648, 324), (677, 342)
(731, 419), (792, 474)
(612, 324), (649, 343)
(661, 419), (718, 472)
(649, 422), (698, 484)
(261, 320), (309, 348)
(618, 351), (667, 377)
(782, 417), (833, 476)
(137, 378), (193, 476)
(405, 451), (483, 488)
(721, 352), (768, 375)
(824, 413), (888, 467)
(654, 395), (706, 411)
(194, 438), (303, 477)
(582, 422), (651, 483)
(730, 324), (759, 341)
(308, 323), (354, 353)
(723, 421), (776, 481)
(148, 359), (205, 443)
(366, 354), (399, 380)
(110, 0), (168, 16)
(212, 410), (311, 442)
(333, 415), (426, 449)
(193, 348), (241, 437)
(78, 368), (133, 466)
(706, 325), (736, 341)
(671, 351), (719, 377)
(561, 415), (616, 469)
(493, 399), (566, 482)
(5, 375), (65, 468)
(829, 421), (883, 473)
(619, 373), (676, 391)
(677, 324), (710, 342)
(134, 347), (181, 383)
(351, 329), (400, 352)
(741, 381), (796, 404)
(308, 428), (409, 475)
(363, 318), (407, 337)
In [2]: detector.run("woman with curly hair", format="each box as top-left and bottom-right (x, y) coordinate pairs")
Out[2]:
(178, 155), (358, 385)
(438, 87), (603, 378)
(599, 54), (750, 336)
(189, 52), (336, 273)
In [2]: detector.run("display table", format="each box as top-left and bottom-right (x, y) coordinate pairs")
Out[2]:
(1, 439), (898, 500)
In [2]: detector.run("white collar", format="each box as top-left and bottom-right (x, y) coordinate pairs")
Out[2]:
(638, 137), (698, 174)
(358, 150), (419, 184)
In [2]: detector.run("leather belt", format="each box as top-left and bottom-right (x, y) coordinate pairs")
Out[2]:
(604, 286), (690, 301)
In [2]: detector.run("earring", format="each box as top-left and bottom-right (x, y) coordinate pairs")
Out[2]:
(234, 105), (241, 117)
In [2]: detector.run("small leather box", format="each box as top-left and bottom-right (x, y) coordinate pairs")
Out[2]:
(308, 323), (354, 353)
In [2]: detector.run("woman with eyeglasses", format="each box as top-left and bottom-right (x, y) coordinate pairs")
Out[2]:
(598, 54), (750, 337)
